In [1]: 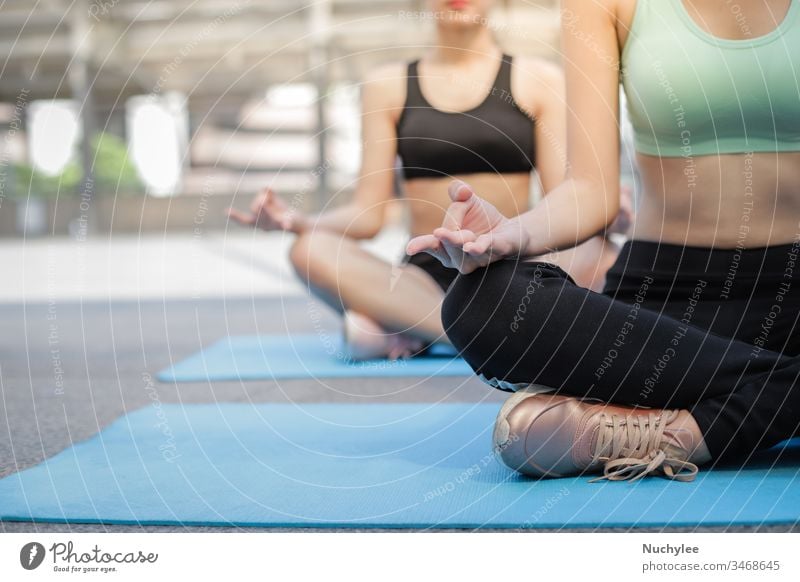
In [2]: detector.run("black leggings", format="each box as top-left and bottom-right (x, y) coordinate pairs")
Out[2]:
(442, 239), (800, 463)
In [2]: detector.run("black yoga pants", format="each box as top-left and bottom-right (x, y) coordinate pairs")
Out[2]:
(441, 239), (800, 463)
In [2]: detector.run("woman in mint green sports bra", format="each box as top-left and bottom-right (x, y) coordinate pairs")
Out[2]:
(408, 0), (800, 482)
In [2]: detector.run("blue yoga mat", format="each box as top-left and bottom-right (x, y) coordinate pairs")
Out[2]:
(1, 403), (799, 528)
(157, 334), (472, 382)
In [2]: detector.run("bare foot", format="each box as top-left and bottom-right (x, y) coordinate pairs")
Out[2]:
(343, 311), (425, 361)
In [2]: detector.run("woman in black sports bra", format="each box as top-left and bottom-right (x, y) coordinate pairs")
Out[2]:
(228, 0), (627, 360)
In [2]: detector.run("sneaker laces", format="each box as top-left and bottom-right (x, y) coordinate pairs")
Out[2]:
(587, 409), (699, 483)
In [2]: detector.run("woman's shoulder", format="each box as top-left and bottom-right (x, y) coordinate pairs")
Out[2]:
(508, 55), (565, 119)
(361, 62), (408, 112)
(510, 55), (563, 84)
(563, 0), (625, 18)
(363, 61), (409, 86)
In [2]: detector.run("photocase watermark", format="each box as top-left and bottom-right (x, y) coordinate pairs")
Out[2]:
(88, 0), (122, 22)
(72, 176), (94, 242)
(535, 115), (569, 174)
(306, 299), (410, 371)
(445, 69), (528, 112)
(650, 60), (698, 197)
(723, 0), (754, 37)
(142, 372), (181, 463)
(150, 0), (252, 97)
(422, 465), (479, 503)
(396, 9), (533, 41)
(46, 249), (65, 396)
(192, 177), (215, 240)
(20, 539), (159, 573)
(46, 541), (158, 574)
(283, 157), (332, 227)
(308, 298), (339, 353)
(720, 152), (756, 300)
(594, 275), (653, 380)
(750, 233), (800, 358)
(20, 542), (46, 570)
(190, 175), (216, 300)
(0, 88), (30, 208)
(510, 265), (544, 333)
(640, 280), (707, 400)
(520, 485), (571, 527)
(422, 433), (520, 503)
(561, 8), (620, 71)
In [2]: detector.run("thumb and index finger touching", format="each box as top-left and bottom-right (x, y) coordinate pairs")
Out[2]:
(226, 187), (276, 227)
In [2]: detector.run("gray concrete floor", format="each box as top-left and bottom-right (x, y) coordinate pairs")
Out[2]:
(1, 298), (797, 533)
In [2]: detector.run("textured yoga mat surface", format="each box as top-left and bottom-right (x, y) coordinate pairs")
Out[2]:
(157, 334), (472, 382)
(1, 403), (799, 529)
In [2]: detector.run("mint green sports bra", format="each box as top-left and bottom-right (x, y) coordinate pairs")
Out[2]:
(620, 0), (800, 157)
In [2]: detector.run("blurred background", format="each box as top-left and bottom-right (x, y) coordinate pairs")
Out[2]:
(0, 0), (563, 239)
(0, 0), (574, 504)
(0, 2), (641, 518)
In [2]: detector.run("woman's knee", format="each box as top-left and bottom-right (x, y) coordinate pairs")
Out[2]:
(442, 261), (509, 344)
(441, 259), (577, 376)
(289, 230), (340, 285)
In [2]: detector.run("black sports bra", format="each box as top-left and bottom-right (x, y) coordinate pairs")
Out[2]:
(396, 54), (536, 180)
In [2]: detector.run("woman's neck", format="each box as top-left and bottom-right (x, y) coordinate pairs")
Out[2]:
(429, 25), (499, 64)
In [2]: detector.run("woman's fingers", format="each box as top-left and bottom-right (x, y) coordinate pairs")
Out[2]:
(463, 233), (492, 256)
(230, 204), (280, 231)
(407, 235), (453, 268)
(431, 227), (492, 272)
(250, 190), (268, 215)
(434, 227), (477, 246)
(439, 238), (467, 272)
(447, 179), (475, 203)
(409, 230), (489, 274)
(228, 187), (290, 231)
(406, 234), (439, 255)
(442, 181), (477, 230)
(226, 208), (254, 226)
(441, 200), (470, 231)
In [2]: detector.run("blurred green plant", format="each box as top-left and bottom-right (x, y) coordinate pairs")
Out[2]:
(10, 132), (145, 198)
(10, 162), (79, 199)
(90, 132), (145, 194)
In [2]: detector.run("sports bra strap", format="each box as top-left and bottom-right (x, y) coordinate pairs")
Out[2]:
(406, 54), (513, 109)
(494, 54), (513, 94)
(404, 60), (426, 108)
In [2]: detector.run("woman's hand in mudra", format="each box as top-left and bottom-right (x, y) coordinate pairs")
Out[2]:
(406, 180), (530, 275)
(226, 187), (308, 234)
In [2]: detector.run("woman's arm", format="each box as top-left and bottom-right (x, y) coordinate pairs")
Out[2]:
(229, 64), (402, 240)
(515, 0), (621, 255)
(514, 57), (568, 194)
(304, 64), (402, 239)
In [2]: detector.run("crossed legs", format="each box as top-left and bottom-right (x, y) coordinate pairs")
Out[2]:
(288, 229), (623, 359)
(289, 230), (450, 358)
(441, 258), (800, 478)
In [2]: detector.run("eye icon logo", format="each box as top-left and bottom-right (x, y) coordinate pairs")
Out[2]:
(20, 542), (46, 570)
